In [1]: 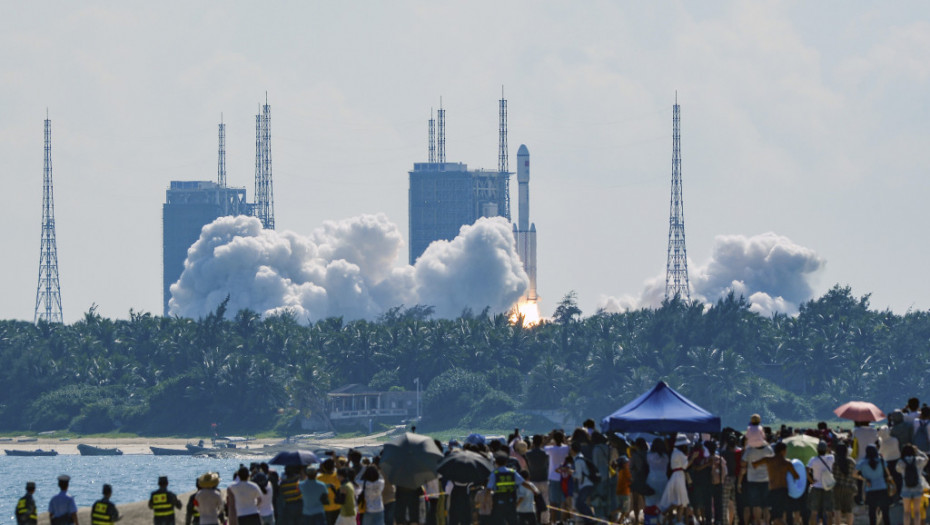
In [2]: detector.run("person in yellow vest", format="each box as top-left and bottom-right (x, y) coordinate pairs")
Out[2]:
(317, 459), (342, 525)
(149, 476), (182, 525)
(15, 481), (37, 525)
(185, 478), (201, 525)
(91, 484), (120, 525)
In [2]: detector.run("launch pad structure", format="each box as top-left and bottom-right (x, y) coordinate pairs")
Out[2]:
(408, 92), (538, 307)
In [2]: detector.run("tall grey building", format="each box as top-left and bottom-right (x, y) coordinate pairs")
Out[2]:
(408, 162), (510, 264)
(162, 181), (249, 315)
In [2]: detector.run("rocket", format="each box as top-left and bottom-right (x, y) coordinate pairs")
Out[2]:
(513, 144), (538, 303)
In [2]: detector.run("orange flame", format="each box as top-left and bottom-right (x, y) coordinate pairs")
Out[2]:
(511, 301), (542, 327)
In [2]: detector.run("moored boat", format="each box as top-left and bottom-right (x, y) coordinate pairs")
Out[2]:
(77, 443), (123, 456)
(150, 446), (193, 456)
(5, 449), (58, 456)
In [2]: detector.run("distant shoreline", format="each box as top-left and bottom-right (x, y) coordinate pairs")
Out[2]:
(0, 429), (397, 456)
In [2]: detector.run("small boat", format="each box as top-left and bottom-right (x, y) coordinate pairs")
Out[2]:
(150, 446), (194, 456)
(16, 437), (37, 443)
(5, 449), (58, 456)
(77, 444), (123, 456)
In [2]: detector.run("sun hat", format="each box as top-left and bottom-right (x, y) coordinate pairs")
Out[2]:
(198, 472), (220, 489)
(750, 414), (762, 425)
(513, 440), (528, 455)
(674, 434), (691, 447)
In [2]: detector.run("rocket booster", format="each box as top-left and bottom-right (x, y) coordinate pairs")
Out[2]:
(513, 144), (537, 303)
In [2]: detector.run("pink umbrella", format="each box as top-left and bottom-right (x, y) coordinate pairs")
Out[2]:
(834, 401), (886, 422)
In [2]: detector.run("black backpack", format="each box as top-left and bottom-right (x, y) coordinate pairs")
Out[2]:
(905, 460), (921, 488)
(582, 458), (602, 485)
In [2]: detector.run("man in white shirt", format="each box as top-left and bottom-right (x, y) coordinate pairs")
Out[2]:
(543, 430), (569, 525)
(228, 467), (264, 525)
(806, 441), (834, 525)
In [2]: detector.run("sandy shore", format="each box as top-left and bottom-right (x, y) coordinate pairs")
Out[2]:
(2, 427), (400, 455)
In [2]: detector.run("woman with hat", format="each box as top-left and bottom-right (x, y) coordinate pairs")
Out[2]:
(196, 472), (224, 525)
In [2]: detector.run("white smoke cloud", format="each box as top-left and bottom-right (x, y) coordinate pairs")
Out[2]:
(168, 214), (528, 322)
(600, 232), (824, 316)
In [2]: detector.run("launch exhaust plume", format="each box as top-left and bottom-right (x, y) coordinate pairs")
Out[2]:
(168, 215), (528, 322)
(601, 232), (824, 316)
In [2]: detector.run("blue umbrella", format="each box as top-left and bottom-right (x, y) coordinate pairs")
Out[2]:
(269, 449), (320, 466)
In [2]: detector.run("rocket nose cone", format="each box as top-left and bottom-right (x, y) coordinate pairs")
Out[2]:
(517, 144), (529, 156)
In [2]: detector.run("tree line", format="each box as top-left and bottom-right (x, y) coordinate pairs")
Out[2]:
(0, 285), (925, 435)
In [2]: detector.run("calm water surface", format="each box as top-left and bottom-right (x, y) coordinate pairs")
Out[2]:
(0, 455), (275, 521)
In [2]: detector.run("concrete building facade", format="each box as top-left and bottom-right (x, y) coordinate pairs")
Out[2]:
(408, 162), (510, 264)
(162, 181), (249, 315)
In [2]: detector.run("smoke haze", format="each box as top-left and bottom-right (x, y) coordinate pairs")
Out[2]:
(601, 232), (825, 316)
(168, 214), (528, 322)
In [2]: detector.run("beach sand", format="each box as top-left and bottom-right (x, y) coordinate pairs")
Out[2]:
(2, 427), (400, 455)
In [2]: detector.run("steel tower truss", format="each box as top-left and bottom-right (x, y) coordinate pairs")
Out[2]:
(35, 116), (63, 323)
(665, 95), (691, 302)
(254, 97), (275, 230)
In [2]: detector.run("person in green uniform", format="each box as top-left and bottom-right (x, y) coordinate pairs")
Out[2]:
(91, 484), (120, 525)
(149, 476), (182, 525)
(16, 481), (38, 525)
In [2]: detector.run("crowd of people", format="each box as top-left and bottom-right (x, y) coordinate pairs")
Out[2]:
(14, 401), (930, 525)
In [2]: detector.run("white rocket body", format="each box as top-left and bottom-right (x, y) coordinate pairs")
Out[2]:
(514, 144), (537, 303)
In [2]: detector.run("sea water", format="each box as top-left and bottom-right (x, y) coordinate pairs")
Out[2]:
(0, 455), (273, 521)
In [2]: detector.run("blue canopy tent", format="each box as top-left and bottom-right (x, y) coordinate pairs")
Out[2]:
(601, 381), (721, 434)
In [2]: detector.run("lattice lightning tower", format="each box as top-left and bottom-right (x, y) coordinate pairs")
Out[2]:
(428, 109), (436, 163)
(35, 113), (63, 323)
(665, 92), (691, 302)
(217, 115), (226, 188)
(254, 95), (275, 230)
(437, 99), (446, 165)
(499, 88), (511, 217)
(499, 88), (508, 173)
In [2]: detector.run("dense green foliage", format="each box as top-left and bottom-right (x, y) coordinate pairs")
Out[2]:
(1, 285), (926, 435)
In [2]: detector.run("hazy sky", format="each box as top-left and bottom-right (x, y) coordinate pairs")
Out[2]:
(3, 2), (929, 323)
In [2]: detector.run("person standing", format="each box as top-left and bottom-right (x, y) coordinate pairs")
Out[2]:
(645, 439), (669, 511)
(252, 472), (275, 525)
(49, 475), (79, 525)
(854, 445), (893, 525)
(185, 479), (201, 525)
(318, 460), (342, 525)
(751, 442), (798, 525)
(334, 469), (357, 525)
(488, 452), (539, 525)
(357, 466), (385, 525)
(569, 442), (596, 525)
(149, 476), (182, 525)
(739, 431), (773, 525)
(831, 443), (856, 525)
(543, 431), (570, 525)
(228, 467), (264, 525)
(524, 435), (549, 525)
(806, 441), (835, 525)
(278, 466), (304, 525)
(195, 473), (224, 525)
(516, 470), (537, 525)
(299, 467), (329, 525)
(16, 481), (37, 525)
(91, 484), (120, 525)
(896, 445), (928, 525)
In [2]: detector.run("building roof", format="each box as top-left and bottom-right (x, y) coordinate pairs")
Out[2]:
(328, 384), (381, 396)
